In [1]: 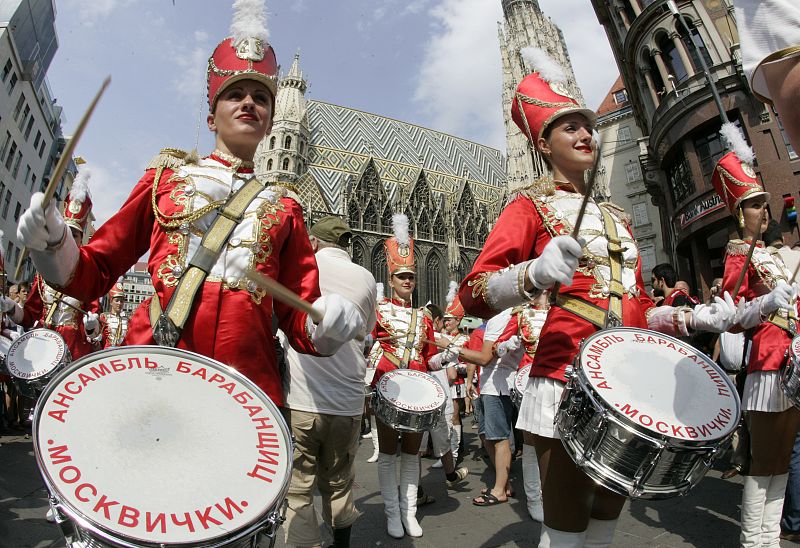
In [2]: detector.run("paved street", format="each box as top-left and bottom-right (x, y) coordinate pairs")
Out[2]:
(1, 423), (797, 548)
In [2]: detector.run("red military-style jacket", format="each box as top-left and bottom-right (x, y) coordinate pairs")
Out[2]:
(23, 274), (101, 360)
(459, 186), (653, 382)
(56, 151), (321, 406)
(723, 240), (798, 374)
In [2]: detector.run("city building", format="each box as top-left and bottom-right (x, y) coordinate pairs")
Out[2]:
(595, 76), (669, 284)
(120, 261), (154, 316)
(0, 0), (73, 281)
(256, 54), (507, 305)
(499, 0), (587, 193)
(591, 0), (800, 297)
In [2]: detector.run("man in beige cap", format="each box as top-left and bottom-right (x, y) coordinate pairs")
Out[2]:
(281, 216), (377, 548)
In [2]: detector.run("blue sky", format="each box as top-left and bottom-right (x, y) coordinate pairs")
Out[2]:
(47, 0), (617, 226)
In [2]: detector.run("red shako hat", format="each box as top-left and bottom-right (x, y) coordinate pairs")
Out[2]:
(711, 123), (769, 215)
(511, 46), (596, 144)
(385, 213), (415, 276)
(63, 170), (92, 234)
(207, 0), (278, 110)
(109, 281), (125, 300)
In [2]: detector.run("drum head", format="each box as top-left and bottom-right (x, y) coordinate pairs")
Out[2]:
(377, 369), (446, 413)
(514, 364), (532, 394)
(791, 336), (800, 362)
(34, 347), (291, 545)
(578, 328), (739, 442)
(7, 329), (66, 380)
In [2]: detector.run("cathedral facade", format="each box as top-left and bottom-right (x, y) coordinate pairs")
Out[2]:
(255, 55), (507, 306)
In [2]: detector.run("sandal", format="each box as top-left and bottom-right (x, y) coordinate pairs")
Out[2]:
(472, 492), (507, 506)
(481, 487), (515, 498)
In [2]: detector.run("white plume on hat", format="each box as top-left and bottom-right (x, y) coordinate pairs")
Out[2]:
(521, 46), (566, 83)
(70, 169), (91, 203)
(392, 213), (410, 247)
(446, 280), (458, 306)
(231, 0), (270, 47)
(376, 282), (385, 302)
(720, 122), (755, 165)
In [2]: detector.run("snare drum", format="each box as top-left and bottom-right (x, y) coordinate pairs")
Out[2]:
(34, 346), (292, 547)
(511, 364), (531, 408)
(0, 334), (13, 376)
(7, 329), (70, 399)
(556, 328), (740, 499)
(781, 335), (800, 407)
(371, 369), (446, 432)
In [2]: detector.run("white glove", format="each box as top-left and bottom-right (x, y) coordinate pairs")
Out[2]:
(0, 296), (23, 323)
(428, 352), (444, 371)
(527, 235), (584, 289)
(17, 192), (79, 287)
(17, 192), (66, 251)
(496, 335), (521, 357)
(688, 291), (736, 333)
(440, 346), (458, 363)
(310, 294), (366, 355)
(736, 281), (797, 329)
(83, 312), (100, 335)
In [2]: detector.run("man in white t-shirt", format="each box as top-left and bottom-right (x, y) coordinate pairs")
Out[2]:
(456, 307), (524, 507)
(281, 217), (377, 548)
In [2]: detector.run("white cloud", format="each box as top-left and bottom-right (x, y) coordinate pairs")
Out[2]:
(82, 161), (137, 228)
(170, 31), (213, 104)
(63, 0), (141, 26)
(412, 0), (505, 148)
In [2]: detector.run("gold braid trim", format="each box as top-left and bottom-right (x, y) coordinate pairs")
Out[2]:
(150, 167), (225, 230)
(147, 148), (192, 170)
(515, 92), (577, 109)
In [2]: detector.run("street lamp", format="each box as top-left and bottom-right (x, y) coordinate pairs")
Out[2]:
(666, 0), (729, 124)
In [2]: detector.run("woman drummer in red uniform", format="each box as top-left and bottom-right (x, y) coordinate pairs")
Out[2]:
(458, 47), (736, 547)
(369, 214), (436, 540)
(711, 147), (800, 547)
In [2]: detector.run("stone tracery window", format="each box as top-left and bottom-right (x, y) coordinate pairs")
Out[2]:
(351, 238), (366, 268)
(426, 251), (444, 306)
(348, 200), (361, 230)
(417, 210), (431, 240)
(371, 242), (388, 287)
(266, 159), (273, 170)
(284, 136), (292, 150)
(282, 158), (290, 171)
(363, 200), (378, 231)
(269, 136), (275, 150)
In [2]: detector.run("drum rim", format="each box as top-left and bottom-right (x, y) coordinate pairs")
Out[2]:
(574, 327), (741, 444)
(376, 369), (447, 413)
(33, 345), (293, 547)
(7, 328), (67, 379)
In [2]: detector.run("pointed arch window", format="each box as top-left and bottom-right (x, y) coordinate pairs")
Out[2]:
(381, 206), (393, 233)
(432, 213), (446, 241)
(351, 238), (367, 268)
(417, 210), (431, 240)
(348, 200), (361, 230)
(266, 159), (273, 170)
(282, 158), (290, 171)
(363, 200), (378, 231)
(269, 136), (275, 150)
(426, 252), (444, 306)
(371, 242), (388, 287)
(284, 136), (292, 150)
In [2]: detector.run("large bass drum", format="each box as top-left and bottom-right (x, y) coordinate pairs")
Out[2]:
(34, 346), (292, 547)
(556, 328), (740, 499)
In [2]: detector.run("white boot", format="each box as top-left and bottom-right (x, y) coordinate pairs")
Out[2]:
(377, 453), (404, 539)
(451, 424), (462, 461)
(740, 475), (770, 548)
(761, 473), (789, 547)
(584, 518), (618, 548)
(399, 453), (423, 537)
(367, 430), (380, 463)
(522, 447), (544, 522)
(538, 525), (586, 548)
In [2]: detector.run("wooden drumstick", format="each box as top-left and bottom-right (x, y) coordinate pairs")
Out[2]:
(244, 269), (365, 342)
(549, 138), (602, 305)
(14, 77), (111, 281)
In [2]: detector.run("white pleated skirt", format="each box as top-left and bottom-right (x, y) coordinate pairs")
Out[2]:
(515, 376), (565, 439)
(743, 370), (793, 412)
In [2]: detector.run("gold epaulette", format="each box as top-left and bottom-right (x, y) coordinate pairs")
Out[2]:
(146, 148), (196, 171)
(273, 182), (301, 203)
(514, 178), (556, 200)
(599, 202), (632, 225)
(726, 239), (757, 256)
(511, 304), (527, 315)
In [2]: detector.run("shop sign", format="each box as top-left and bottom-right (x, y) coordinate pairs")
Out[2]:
(678, 193), (725, 229)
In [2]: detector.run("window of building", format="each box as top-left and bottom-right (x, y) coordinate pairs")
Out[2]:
(23, 165), (30, 188)
(639, 243), (656, 273)
(18, 104), (30, 131)
(12, 151), (21, 178)
(24, 117), (34, 140)
(694, 120), (741, 178)
(665, 149), (695, 206)
(300, 141), (305, 154)
(1, 60), (11, 82)
(632, 202), (649, 227)
(281, 158), (289, 171)
(0, 131), (10, 160)
(617, 126), (632, 144)
(2, 192), (11, 217)
(773, 107), (798, 160)
(13, 201), (20, 222)
(38, 140), (46, 158)
(6, 72), (17, 94)
(269, 136), (275, 150)
(679, 18), (714, 72)
(0, 182), (5, 204)
(625, 162), (642, 183)
(33, 130), (41, 148)
(31, 173), (36, 191)
(613, 89), (628, 104)
(13, 95), (24, 121)
(284, 136), (292, 150)
(266, 158), (273, 170)
(5, 142), (16, 169)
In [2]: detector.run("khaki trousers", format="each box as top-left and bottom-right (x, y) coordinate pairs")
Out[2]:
(282, 408), (362, 547)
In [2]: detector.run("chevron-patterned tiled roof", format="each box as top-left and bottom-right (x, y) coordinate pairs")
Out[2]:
(306, 101), (507, 213)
